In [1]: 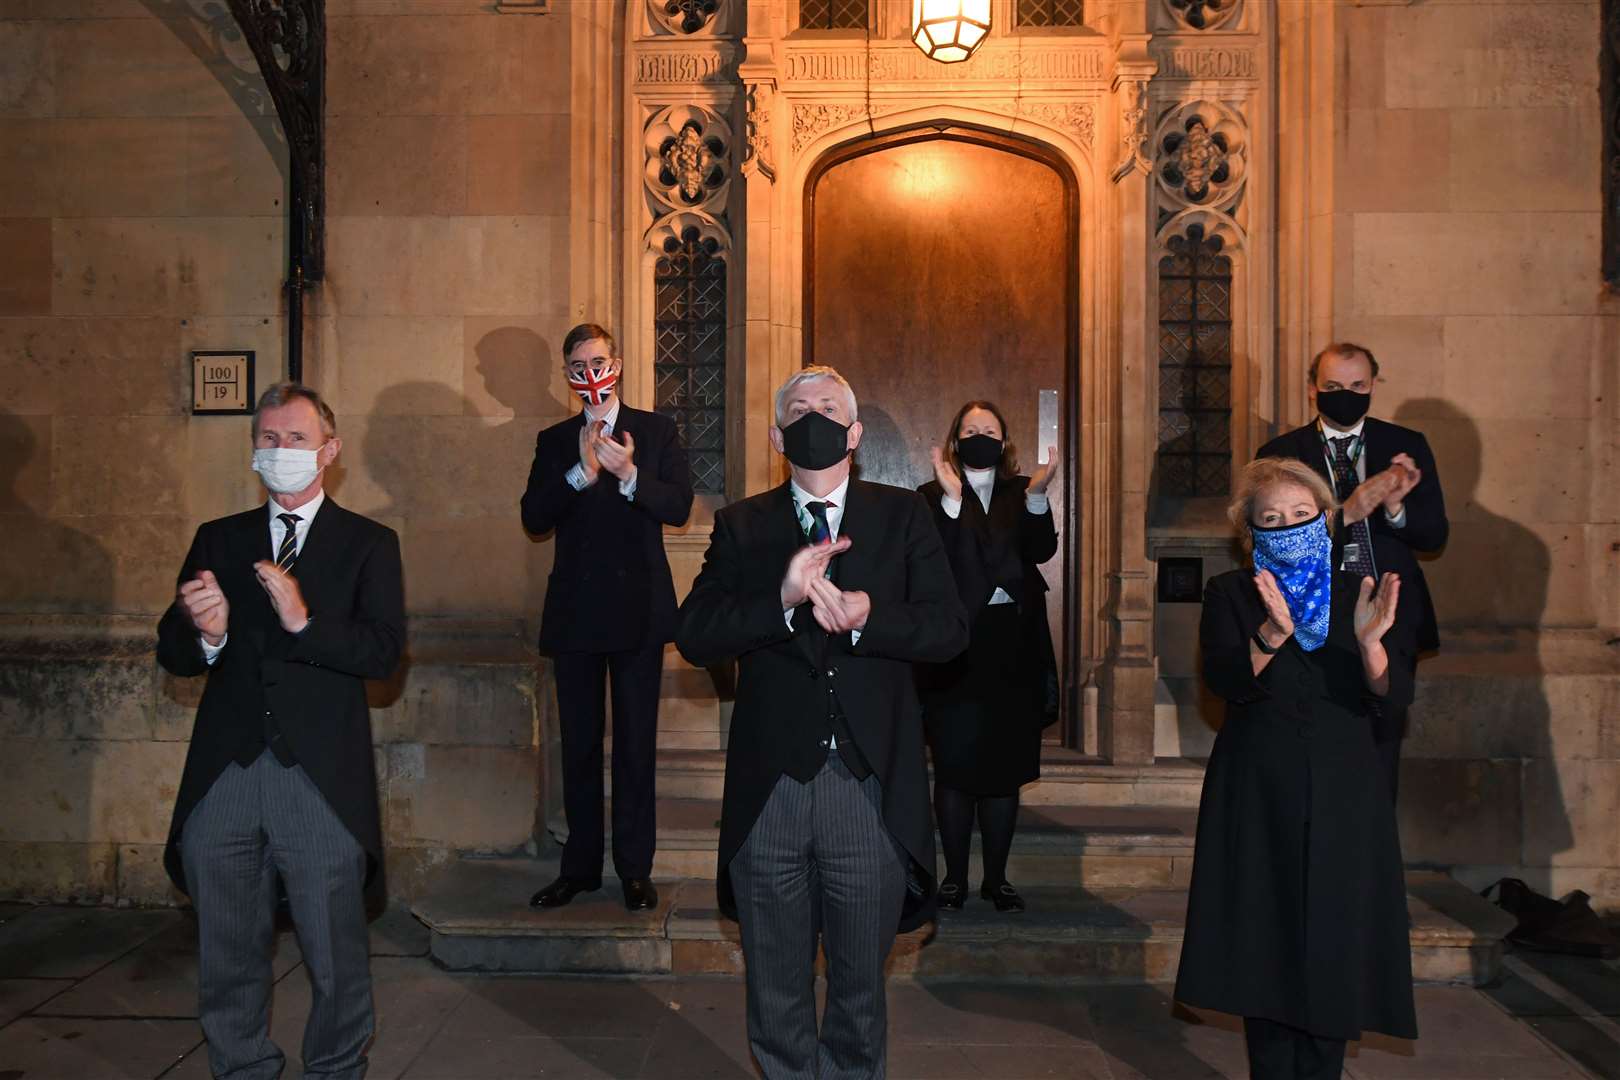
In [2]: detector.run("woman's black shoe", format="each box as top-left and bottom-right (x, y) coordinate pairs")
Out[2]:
(981, 882), (1026, 913)
(936, 882), (966, 911)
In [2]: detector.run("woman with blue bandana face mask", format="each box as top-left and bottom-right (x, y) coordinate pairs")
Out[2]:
(1173, 458), (1417, 1080)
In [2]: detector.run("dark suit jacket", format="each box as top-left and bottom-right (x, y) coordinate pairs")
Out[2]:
(1257, 417), (1447, 652)
(675, 480), (970, 932)
(521, 405), (693, 654)
(156, 498), (405, 895)
(917, 474), (1059, 719)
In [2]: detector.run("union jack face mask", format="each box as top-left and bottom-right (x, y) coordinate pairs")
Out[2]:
(567, 361), (619, 407)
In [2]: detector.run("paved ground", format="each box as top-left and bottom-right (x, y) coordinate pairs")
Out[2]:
(0, 903), (1612, 1079)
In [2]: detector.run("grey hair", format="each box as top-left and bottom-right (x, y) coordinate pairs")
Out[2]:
(253, 382), (337, 439)
(773, 365), (858, 426)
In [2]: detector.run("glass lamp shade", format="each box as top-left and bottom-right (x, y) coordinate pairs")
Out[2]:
(910, 0), (991, 64)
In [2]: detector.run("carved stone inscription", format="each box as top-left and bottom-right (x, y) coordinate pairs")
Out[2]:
(785, 46), (1106, 83)
(636, 51), (735, 84)
(1157, 48), (1255, 80)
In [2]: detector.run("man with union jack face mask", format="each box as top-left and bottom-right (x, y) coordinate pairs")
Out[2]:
(521, 323), (693, 913)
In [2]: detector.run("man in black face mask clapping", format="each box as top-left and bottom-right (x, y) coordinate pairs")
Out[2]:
(676, 365), (969, 1079)
(1257, 342), (1448, 803)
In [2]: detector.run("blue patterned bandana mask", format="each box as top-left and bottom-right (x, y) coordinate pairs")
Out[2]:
(1249, 512), (1333, 652)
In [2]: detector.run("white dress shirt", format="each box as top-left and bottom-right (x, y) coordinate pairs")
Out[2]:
(201, 490), (326, 664)
(940, 466), (1048, 606)
(565, 398), (638, 499)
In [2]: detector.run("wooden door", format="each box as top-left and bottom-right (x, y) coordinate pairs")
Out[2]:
(805, 127), (1078, 736)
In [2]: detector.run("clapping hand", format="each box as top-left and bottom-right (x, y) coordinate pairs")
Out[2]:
(807, 576), (871, 634)
(1382, 453), (1421, 516)
(252, 561), (311, 634)
(929, 446), (963, 502)
(178, 570), (229, 646)
(1253, 569), (1293, 648)
(594, 427), (636, 483)
(1353, 572), (1401, 647)
(577, 421), (604, 485)
(780, 536), (852, 609)
(1029, 445), (1061, 496)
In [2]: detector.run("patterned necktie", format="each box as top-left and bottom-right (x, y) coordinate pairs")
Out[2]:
(803, 500), (832, 545)
(275, 513), (300, 572)
(1328, 437), (1377, 578)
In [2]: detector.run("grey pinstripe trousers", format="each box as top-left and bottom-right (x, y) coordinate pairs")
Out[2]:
(730, 751), (908, 1080)
(180, 750), (374, 1080)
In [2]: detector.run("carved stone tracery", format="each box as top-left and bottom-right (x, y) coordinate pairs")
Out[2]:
(648, 0), (720, 35)
(643, 103), (732, 213)
(1022, 102), (1095, 149)
(792, 102), (867, 154)
(1162, 0), (1240, 32)
(1153, 100), (1246, 210)
(743, 82), (776, 182)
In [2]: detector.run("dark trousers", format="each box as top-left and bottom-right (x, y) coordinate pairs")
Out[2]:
(180, 751), (373, 1080)
(1244, 1017), (1346, 1080)
(730, 752), (908, 1080)
(553, 641), (663, 881)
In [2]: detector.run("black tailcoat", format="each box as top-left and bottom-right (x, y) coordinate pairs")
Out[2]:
(156, 499), (405, 894)
(521, 405), (693, 654)
(916, 475), (1059, 793)
(675, 480), (969, 932)
(1173, 569), (1418, 1042)
(1257, 417), (1447, 652)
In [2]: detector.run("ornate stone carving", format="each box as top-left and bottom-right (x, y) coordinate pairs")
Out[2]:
(1155, 205), (1244, 254)
(784, 44), (1106, 83)
(1154, 100), (1246, 209)
(1111, 80), (1152, 183)
(645, 209), (731, 257)
(635, 50), (736, 84)
(743, 83), (776, 183)
(1162, 0), (1240, 32)
(648, 0), (720, 35)
(1022, 102), (1095, 148)
(644, 104), (732, 213)
(791, 103), (866, 153)
(1156, 47), (1255, 80)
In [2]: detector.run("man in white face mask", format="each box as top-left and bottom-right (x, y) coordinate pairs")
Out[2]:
(156, 382), (404, 1080)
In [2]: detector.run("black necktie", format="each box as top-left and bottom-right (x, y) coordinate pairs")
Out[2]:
(804, 501), (832, 545)
(1329, 437), (1377, 578)
(275, 513), (300, 572)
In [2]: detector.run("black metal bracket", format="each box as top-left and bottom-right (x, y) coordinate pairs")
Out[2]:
(227, 0), (325, 382)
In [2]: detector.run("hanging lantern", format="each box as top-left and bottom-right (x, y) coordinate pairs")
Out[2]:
(910, 0), (991, 64)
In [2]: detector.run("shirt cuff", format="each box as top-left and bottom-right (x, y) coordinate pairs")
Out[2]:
(1025, 491), (1050, 514)
(940, 493), (963, 519)
(784, 608), (795, 631)
(619, 466), (638, 500)
(851, 628), (863, 644)
(200, 633), (227, 665)
(566, 463), (589, 491)
(1384, 504), (1407, 528)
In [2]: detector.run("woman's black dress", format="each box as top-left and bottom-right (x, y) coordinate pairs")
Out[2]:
(916, 475), (1058, 795)
(1173, 569), (1419, 1042)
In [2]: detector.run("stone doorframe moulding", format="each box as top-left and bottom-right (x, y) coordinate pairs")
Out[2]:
(610, 0), (1277, 764)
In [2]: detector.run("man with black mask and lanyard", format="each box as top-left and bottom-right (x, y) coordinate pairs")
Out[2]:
(1257, 342), (1447, 803)
(677, 365), (968, 1078)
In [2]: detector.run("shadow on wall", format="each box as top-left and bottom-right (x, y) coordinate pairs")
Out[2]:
(0, 410), (116, 900)
(1391, 398), (1570, 894)
(849, 403), (920, 489)
(134, 0), (287, 167)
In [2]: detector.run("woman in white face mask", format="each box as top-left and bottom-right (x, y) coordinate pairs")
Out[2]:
(1173, 457), (1415, 1080)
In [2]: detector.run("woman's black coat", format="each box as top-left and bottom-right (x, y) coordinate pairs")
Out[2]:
(1173, 568), (1419, 1042)
(917, 474), (1058, 793)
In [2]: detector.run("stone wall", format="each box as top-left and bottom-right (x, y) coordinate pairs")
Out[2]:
(0, 2), (572, 903)
(1327, 0), (1620, 904)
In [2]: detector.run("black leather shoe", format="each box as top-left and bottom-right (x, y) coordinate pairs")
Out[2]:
(622, 878), (658, 911)
(981, 882), (1026, 913)
(936, 882), (966, 911)
(529, 875), (602, 909)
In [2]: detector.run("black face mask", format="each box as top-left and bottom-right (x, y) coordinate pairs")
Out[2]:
(781, 411), (851, 471)
(956, 434), (1003, 470)
(1317, 388), (1371, 428)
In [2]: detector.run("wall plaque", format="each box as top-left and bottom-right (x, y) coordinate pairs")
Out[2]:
(192, 351), (255, 416)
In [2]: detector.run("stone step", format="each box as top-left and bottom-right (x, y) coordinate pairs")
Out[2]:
(636, 799), (1199, 885)
(413, 862), (1515, 987)
(611, 749), (1207, 808)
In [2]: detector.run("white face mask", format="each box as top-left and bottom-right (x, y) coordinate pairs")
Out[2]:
(251, 446), (324, 495)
